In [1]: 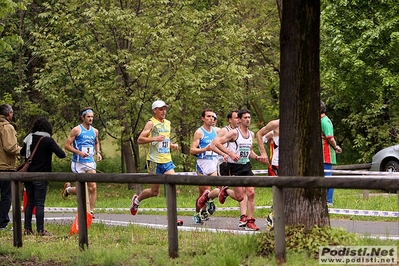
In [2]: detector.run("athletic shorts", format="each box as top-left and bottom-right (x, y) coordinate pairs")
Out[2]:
(227, 162), (253, 176)
(146, 160), (175, 174)
(324, 163), (333, 176)
(196, 159), (217, 175)
(268, 165), (279, 176)
(218, 161), (229, 176)
(71, 162), (96, 173)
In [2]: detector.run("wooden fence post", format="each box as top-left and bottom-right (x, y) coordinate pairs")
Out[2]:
(273, 185), (286, 264)
(11, 180), (22, 247)
(76, 181), (88, 250)
(363, 189), (369, 200)
(165, 183), (178, 258)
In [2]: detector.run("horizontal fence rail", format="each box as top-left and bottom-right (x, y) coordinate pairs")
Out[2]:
(1, 169), (398, 260)
(333, 163), (371, 170)
(1, 172), (399, 190)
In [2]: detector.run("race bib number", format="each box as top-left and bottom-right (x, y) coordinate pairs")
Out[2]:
(158, 138), (170, 154)
(81, 145), (95, 156)
(237, 147), (250, 164)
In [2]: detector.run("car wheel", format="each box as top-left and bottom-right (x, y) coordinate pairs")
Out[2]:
(384, 160), (399, 172)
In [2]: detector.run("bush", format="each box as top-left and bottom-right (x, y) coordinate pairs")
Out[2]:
(256, 225), (360, 258)
(52, 158), (70, 172)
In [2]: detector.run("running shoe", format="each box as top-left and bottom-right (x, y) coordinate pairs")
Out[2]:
(130, 195), (140, 215)
(218, 186), (229, 204)
(206, 200), (216, 215)
(197, 190), (210, 209)
(201, 210), (209, 221)
(61, 182), (71, 200)
(193, 212), (203, 224)
(245, 218), (259, 231)
(238, 214), (248, 227)
(266, 212), (274, 231)
(90, 211), (95, 219)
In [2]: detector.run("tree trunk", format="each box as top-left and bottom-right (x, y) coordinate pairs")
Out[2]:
(175, 105), (192, 172)
(251, 100), (265, 126)
(121, 121), (141, 193)
(18, 9), (25, 126)
(276, 0), (282, 23)
(280, 0), (329, 228)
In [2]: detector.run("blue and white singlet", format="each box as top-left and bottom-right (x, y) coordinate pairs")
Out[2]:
(72, 124), (96, 163)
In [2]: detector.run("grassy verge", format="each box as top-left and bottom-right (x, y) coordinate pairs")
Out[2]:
(1, 222), (398, 266)
(1, 223), (268, 266)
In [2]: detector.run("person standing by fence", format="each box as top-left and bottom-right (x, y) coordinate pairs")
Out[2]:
(21, 117), (66, 236)
(62, 107), (102, 217)
(321, 100), (342, 206)
(130, 100), (179, 215)
(0, 104), (21, 231)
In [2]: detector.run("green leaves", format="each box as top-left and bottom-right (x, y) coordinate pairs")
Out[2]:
(321, 0), (399, 163)
(0, 0), (282, 171)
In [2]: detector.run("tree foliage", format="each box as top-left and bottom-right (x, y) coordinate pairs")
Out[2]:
(28, 0), (280, 172)
(321, 0), (399, 163)
(2, 0), (398, 169)
(0, 0), (24, 52)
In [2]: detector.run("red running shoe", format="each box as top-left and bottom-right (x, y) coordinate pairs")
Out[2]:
(218, 186), (229, 204)
(130, 195), (140, 215)
(245, 218), (259, 231)
(197, 190), (210, 209)
(238, 214), (248, 227)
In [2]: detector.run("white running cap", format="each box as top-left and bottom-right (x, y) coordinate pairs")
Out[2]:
(152, 100), (168, 110)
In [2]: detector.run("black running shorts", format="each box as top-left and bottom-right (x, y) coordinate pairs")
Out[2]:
(227, 162), (253, 176)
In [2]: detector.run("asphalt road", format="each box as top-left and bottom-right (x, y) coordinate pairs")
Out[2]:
(40, 212), (399, 238)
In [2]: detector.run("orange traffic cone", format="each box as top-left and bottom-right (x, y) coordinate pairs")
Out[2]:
(69, 211), (93, 235)
(69, 183), (92, 235)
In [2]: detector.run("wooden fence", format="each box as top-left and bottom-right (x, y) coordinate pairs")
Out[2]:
(0, 167), (397, 262)
(333, 163), (371, 171)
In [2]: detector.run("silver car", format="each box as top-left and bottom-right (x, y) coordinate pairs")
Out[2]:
(370, 145), (399, 172)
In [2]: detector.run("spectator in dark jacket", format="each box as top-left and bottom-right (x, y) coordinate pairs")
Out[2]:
(21, 117), (66, 236)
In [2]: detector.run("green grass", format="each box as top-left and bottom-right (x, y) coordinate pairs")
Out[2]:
(0, 222), (277, 266)
(1, 222), (398, 266)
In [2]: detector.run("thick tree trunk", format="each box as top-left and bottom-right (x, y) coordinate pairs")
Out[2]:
(280, 0), (329, 228)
